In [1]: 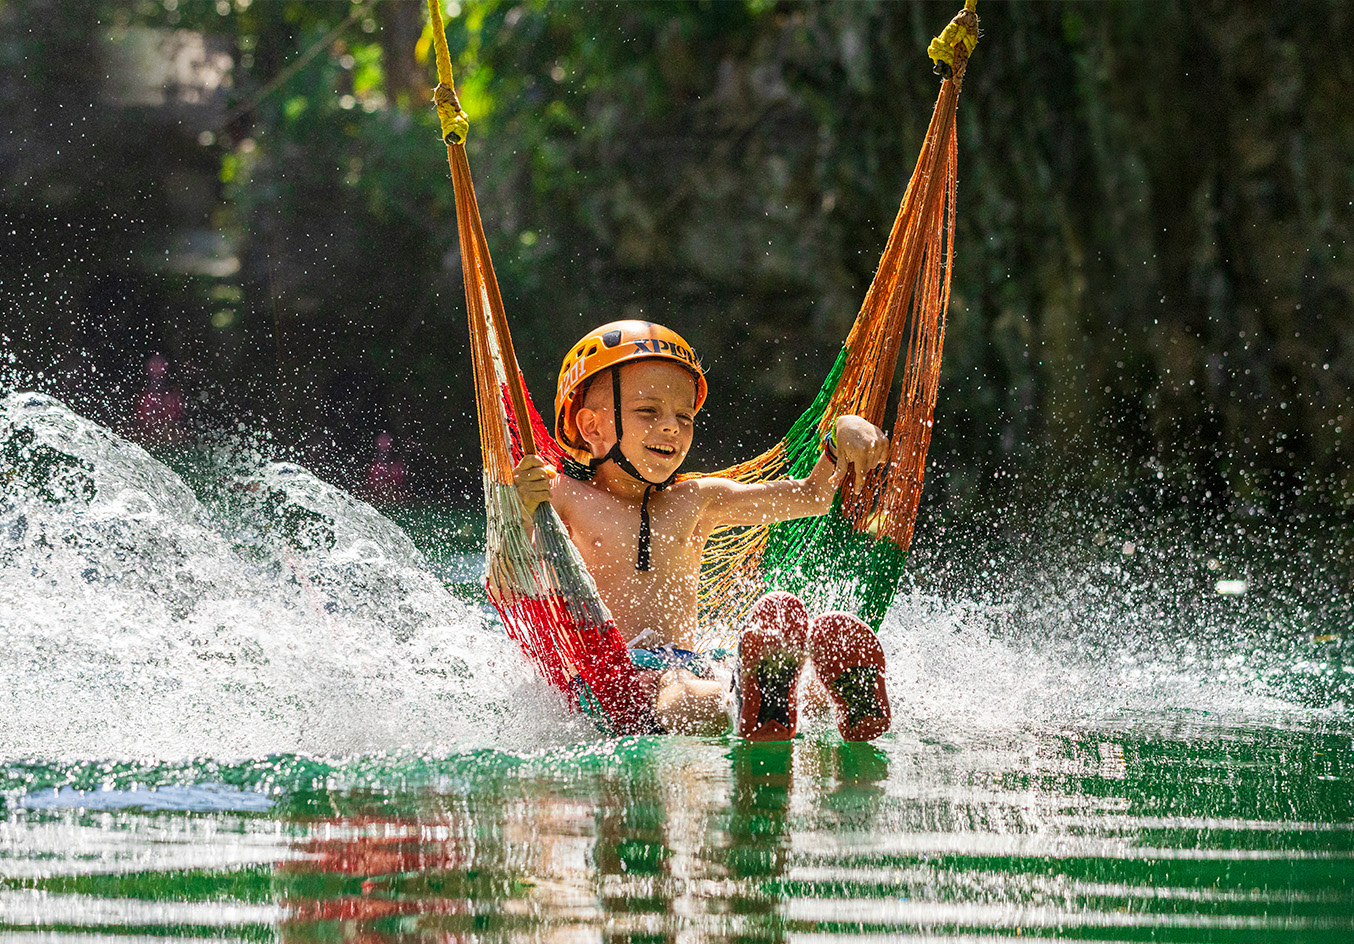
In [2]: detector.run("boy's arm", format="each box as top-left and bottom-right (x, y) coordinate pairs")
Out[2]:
(700, 415), (889, 530)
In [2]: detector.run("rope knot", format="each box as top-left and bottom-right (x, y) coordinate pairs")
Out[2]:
(927, 1), (980, 84)
(433, 82), (469, 146)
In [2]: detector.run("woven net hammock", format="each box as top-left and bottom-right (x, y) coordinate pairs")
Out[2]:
(426, 0), (978, 734)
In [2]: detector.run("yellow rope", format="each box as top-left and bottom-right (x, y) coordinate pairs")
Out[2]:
(927, 0), (979, 81)
(426, 0), (469, 146)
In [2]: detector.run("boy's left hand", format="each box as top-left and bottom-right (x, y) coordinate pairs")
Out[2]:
(831, 415), (890, 493)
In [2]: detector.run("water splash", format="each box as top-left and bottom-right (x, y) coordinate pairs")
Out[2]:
(0, 392), (576, 763)
(880, 499), (1353, 740)
(1, 392), (1346, 774)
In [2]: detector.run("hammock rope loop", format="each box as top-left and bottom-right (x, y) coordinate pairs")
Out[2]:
(928, 0), (980, 82)
(434, 83), (470, 146)
(427, 0), (469, 145)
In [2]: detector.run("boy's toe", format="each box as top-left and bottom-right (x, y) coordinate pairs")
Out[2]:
(746, 590), (810, 650)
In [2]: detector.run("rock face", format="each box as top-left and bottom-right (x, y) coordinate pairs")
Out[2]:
(3, 2), (1350, 507)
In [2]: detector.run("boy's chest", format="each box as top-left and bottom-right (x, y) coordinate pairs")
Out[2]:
(564, 487), (704, 571)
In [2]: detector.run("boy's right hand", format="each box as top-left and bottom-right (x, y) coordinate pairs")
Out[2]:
(513, 455), (556, 515)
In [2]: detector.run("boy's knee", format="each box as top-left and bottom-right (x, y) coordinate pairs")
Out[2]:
(653, 669), (732, 737)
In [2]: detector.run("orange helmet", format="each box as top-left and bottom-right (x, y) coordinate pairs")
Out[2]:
(555, 320), (707, 459)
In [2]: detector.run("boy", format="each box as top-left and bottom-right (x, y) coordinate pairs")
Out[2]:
(515, 321), (892, 740)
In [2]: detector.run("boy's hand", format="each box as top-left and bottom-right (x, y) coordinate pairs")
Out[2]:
(831, 415), (890, 494)
(513, 455), (556, 514)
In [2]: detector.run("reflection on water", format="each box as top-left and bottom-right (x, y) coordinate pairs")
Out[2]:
(5, 726), (1350, 941)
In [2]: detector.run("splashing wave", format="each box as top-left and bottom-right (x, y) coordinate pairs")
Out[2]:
(1, 392), (1346, 770)
(1, 392), (576, 762)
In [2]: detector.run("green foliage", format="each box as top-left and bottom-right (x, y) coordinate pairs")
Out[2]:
(3, 0), (1351, 515)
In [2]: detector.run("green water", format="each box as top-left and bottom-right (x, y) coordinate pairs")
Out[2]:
(4, 402), (1353, 940)
(3, 721), (1351, 941)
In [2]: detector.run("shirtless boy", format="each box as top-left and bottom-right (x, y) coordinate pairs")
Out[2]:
(515, 320), (892, 740)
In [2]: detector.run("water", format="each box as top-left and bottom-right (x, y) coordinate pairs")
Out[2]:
(2, 391), (1351, 941)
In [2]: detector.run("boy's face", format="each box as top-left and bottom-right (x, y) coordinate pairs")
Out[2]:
(576, 359), (698, 482)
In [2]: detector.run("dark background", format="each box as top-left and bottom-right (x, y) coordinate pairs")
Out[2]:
(3, 0), (1350, 528)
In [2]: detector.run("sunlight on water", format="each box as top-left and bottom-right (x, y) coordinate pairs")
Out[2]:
(2, 392), (1352, 940)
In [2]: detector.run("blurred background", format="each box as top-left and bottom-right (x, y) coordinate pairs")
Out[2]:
(2, 0), (1350, 531)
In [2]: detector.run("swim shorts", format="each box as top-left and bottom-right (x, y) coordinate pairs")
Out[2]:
(629, 645), (733, 679)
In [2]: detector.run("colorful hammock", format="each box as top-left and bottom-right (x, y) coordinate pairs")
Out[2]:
(426, 0), (978, 734)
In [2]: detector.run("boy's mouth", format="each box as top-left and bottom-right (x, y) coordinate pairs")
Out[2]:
(646, 444), (678, 458)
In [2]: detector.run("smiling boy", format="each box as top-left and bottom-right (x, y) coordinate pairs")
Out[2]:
(515, 321), (892, 740)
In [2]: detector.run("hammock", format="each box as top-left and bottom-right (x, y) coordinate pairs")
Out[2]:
(425, 0), (978, 734)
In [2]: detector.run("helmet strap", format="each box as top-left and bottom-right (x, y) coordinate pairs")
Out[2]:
(589, 366), (676, 571)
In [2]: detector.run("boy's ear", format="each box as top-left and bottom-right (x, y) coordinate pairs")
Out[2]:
(574, 406), (606, 455)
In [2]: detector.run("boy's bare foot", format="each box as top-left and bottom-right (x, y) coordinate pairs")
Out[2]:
(735, 592), (809, 741)
(808, 612), (891, 742)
